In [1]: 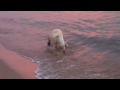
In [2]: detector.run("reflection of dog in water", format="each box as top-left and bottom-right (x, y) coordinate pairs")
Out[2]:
(47, 29), (68, 54)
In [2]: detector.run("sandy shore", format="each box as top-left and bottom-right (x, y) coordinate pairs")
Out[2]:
(0, 44), (38, 79)
(0, 59), (24, 79)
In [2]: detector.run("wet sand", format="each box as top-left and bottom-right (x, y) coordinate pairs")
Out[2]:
(0, 44), (37, 79)
(0, 59), (23, 79)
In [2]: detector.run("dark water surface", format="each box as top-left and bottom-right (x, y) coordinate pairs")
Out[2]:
(0, 11), (120, 79)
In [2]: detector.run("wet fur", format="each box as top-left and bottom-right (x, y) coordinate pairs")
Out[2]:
(47, 29), (68, 54)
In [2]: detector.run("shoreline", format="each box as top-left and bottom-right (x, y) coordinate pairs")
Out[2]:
(0, 44), (38, 79)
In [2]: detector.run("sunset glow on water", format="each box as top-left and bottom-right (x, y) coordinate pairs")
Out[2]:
(0, 11), (120, 79)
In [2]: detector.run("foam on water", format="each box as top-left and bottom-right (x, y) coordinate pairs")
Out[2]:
(16, 51), (109, 79)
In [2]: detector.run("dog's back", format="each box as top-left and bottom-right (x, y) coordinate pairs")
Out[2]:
(49, 29), (63, 38)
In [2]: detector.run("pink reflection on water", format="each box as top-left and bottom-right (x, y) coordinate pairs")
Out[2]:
(0, 11), (120, 79)
(68, 28), (102, 38)
(0, 11), (110, 22)
(105, 29), (115, 38)
(88, 29), (115, 38)
(87, 31), (101, 38)
(92, 51), (108, 60)
(69, 28), (88, 36)
(74, 45), (91, 58)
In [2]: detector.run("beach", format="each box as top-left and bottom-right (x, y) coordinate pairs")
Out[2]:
(0, 59), (23, 79)
(0, 11), (120, 79)
(0, 44), (37, 79)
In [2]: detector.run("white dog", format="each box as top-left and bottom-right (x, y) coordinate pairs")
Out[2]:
(47, 29), (68, 54)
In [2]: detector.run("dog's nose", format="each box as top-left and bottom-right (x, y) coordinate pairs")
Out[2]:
(47, 42), (51, 46)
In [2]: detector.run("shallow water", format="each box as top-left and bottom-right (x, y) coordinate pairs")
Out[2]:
(0, 11), (120, 79)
